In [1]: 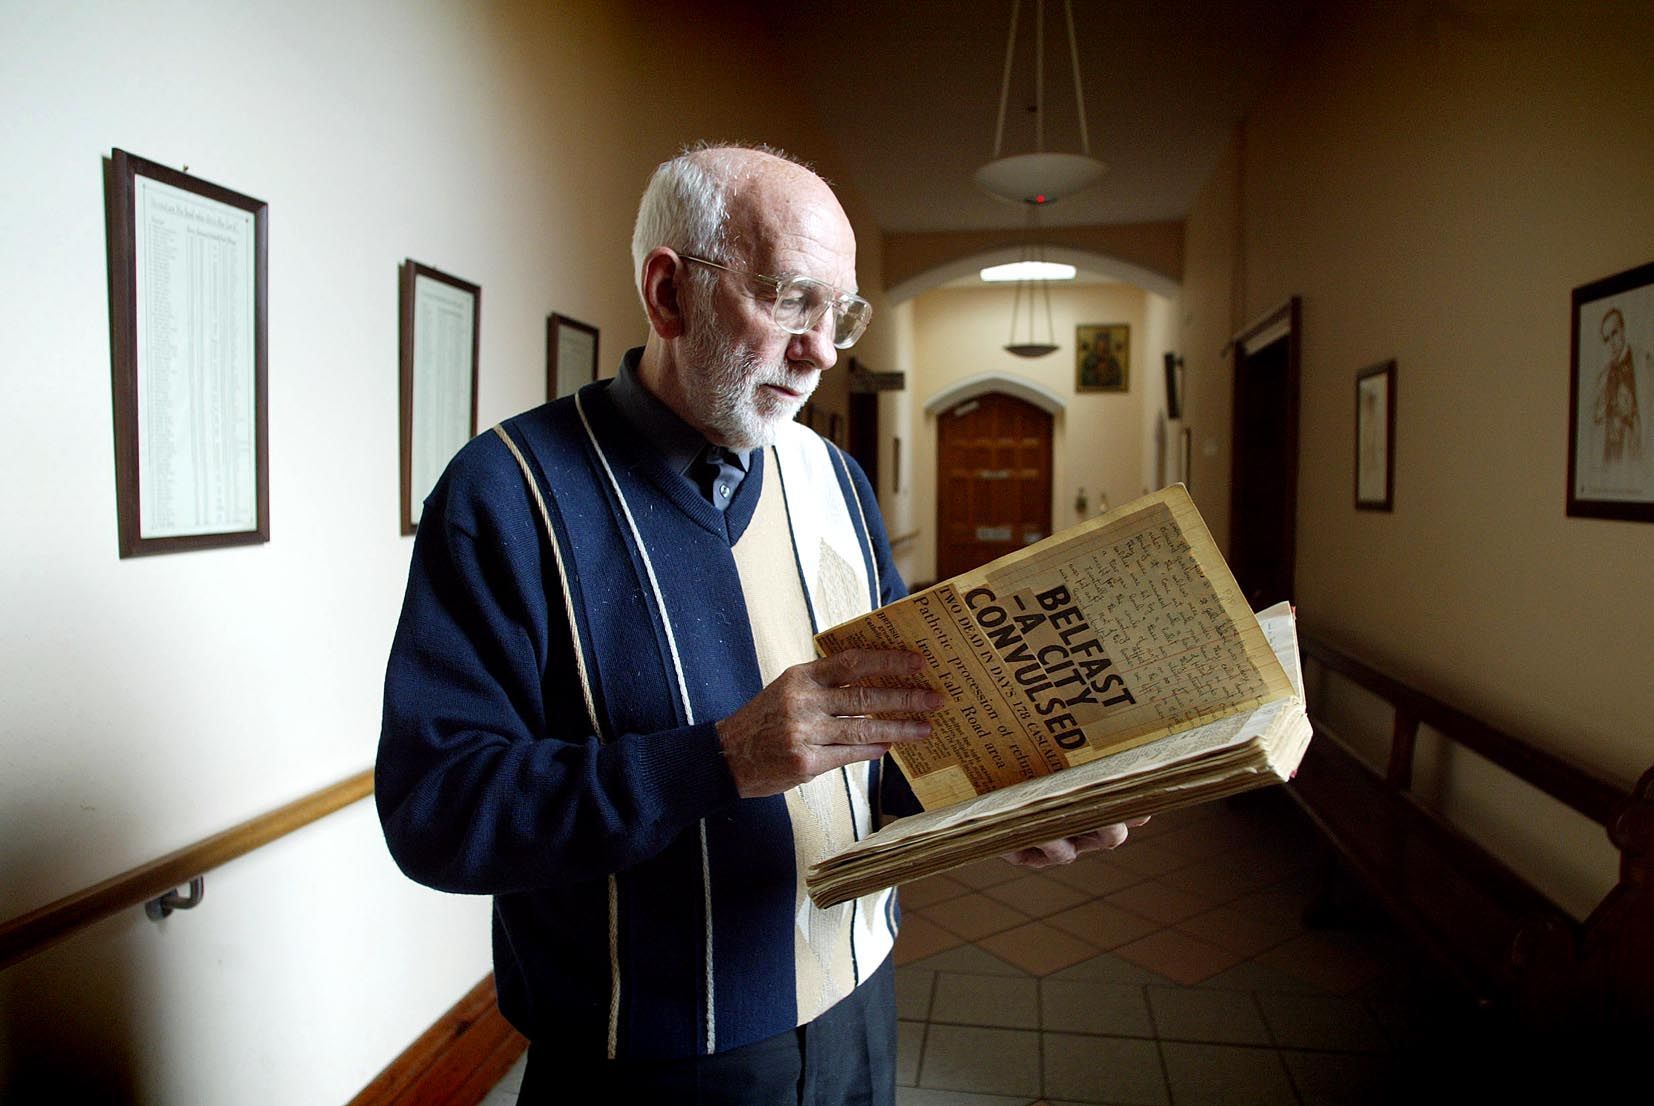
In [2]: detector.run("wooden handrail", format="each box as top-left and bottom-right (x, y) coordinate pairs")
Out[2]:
(1299, 635), (1627, 825)
(0, 768), (374, 971)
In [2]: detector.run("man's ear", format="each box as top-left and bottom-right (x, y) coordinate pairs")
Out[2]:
(641, 247), (688, 340)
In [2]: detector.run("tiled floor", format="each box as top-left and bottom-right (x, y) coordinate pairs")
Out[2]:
(484, 791), (1478, 1105)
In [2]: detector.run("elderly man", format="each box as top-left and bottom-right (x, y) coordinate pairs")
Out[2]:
(377, 143), (1137, 1104)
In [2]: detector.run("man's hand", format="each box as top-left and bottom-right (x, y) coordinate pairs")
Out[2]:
(717, 649), (940, 798)
(1002, 817), (1151, 870)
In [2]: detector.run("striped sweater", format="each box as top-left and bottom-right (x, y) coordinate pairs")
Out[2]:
(376, 380), (913, 1061)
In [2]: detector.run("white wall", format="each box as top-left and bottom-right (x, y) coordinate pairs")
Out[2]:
(0, 1), (860, 1101)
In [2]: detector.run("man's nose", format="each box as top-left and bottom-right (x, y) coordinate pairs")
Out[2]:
(787, 314), (839, 371)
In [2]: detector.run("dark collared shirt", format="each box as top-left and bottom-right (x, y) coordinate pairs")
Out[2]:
(608, 348), (751, 510)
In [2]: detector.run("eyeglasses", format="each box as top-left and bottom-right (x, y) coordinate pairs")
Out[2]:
(679, 254), (872, 349)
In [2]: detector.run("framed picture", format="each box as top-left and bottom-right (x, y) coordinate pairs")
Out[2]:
(1567, 260), (1654, 521)
(547, 312), (599, 400)
(1355, 360), (1396, 511)
(108, 149), (269, 557)
(1076, 323), (1130, 392)
(399, 260), (480, 535)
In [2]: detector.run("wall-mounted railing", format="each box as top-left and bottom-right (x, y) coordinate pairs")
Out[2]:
(0, 769), (373, 970)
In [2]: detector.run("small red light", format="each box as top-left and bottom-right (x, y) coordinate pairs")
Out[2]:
(1035, 193), (1047, 204)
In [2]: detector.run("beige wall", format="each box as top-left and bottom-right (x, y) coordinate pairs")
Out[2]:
(896, 282), (1176, 586)
(1179, 0), (1654, 915)
(0, 1), (882, 1102)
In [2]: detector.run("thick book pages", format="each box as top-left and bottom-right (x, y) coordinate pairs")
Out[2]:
(806, 485), (1311, 909)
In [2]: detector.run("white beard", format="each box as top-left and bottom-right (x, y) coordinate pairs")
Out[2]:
(679, 311), (819, 451)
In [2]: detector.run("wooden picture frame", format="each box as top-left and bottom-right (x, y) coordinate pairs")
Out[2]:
(1567, 259), (1654, 522)
(399, 260), (480, 535)
(547, 312), (599, 400)
(1355, 360), (1396, 511)
(108, 149), (269, 557)
(1076, 323), (1130, 393)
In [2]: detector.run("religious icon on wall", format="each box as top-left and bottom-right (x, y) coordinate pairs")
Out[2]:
(1076, 324), (1129, 392)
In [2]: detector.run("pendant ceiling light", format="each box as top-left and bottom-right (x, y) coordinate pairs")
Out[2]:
(1004, 209), (1059, 358)
(975, 0), (1106, 207)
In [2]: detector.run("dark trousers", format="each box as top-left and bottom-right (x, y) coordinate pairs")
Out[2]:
(518, 959), (896, 1106)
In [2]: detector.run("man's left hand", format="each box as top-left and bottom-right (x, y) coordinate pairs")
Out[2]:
(1001, 817), (1150, 870)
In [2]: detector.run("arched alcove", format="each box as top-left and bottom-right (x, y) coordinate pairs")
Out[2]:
(923, 372), (1068, 418)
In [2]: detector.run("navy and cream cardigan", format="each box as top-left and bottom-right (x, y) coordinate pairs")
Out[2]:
(376, 378), (914, 1061)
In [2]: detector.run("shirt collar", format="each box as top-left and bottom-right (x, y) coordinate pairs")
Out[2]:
(608, 347), (752, 476)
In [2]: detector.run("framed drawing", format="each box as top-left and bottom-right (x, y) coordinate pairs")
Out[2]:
(1076, 323), (1129, 392)
(547, 312), (599, 400)
(1567, 260), (1654, 521)
(399, 260), (480, 535)
(1355, 360), (1396, 511)
(108, 149), (269, 557)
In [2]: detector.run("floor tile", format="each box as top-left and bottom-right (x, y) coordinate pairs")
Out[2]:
(896, 912), (968, 965)
(931, 971), (1041, 1029)
(1043, 855), (1146, 897)
(903, 873), (975, 910)
(1045, 899), (1161, 950)
(1042, 1033), (1168, 1105)
(1195, 959), (1324, 994)
(1110, 930), (1243, 986)
(918, 1024), (1042, 1097)
(896, 1088), (1039, 1106)
(921, 892), (1032, 941)
(1102, 837), (1195, 878)
(1254, 991), (1387, 1052)
(1040, 978), (1154, 1036)
(897, 1020), (926, 1086)
(1158, 1041), (1298, 1106)
(976, 920), (1102, 977)
(1144, 985), (1271, 1045)
(982, 873), (1095, 918)
(902, 944), (1031, 977)
(1105, 880), (1213, 925)
(1048, 952), (1177, 987)
(1279, 1048), (1396, 1106)
(1254, 932), (1387, 995)
(1174, 901), (1300, 958)
(1156, 856), (1283, 903)
(896, 967), (937, 1019)
(949, 858), (1025, 891)
(496, 1052), (526, 1092)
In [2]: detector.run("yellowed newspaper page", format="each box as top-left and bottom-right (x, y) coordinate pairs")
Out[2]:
(815, 485), (1292, 809)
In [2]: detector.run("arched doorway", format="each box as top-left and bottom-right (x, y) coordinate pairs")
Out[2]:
(935, 392), (1054, 579)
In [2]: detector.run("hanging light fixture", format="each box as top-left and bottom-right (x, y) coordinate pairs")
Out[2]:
(1004, 208), (1059, 358)
(975, 0), (1106, 207)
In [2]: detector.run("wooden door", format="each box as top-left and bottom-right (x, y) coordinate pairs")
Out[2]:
(1228, 298), (1301, 610)
(936, 392), (1053, 580)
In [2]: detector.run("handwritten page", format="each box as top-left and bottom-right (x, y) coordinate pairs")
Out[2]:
(815, 486), (1293, 809)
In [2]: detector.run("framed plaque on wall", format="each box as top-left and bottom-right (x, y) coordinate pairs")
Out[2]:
(399, 260), (480, 534)
(108, 149), (269, 557)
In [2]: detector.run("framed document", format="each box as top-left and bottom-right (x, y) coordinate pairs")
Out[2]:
(399, 261), (480, 534)
(1567, 260), (1654, 522)
(547, 313), (600, 399)
(108, 149), (268, 557)
(1355, 360), (1396, 512)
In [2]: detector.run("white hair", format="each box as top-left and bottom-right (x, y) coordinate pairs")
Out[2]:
(629, 142), (814, 304)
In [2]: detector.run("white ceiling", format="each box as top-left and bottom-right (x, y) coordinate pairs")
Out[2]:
(755, 0), (1322, 234)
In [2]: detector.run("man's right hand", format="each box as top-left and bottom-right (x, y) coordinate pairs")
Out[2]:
(716, 649), (940, 798)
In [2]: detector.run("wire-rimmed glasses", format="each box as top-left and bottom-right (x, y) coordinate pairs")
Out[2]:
(679, 254), (872, 349)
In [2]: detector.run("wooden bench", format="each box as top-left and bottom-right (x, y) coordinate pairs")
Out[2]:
(1287, 633), (1653, 1043)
